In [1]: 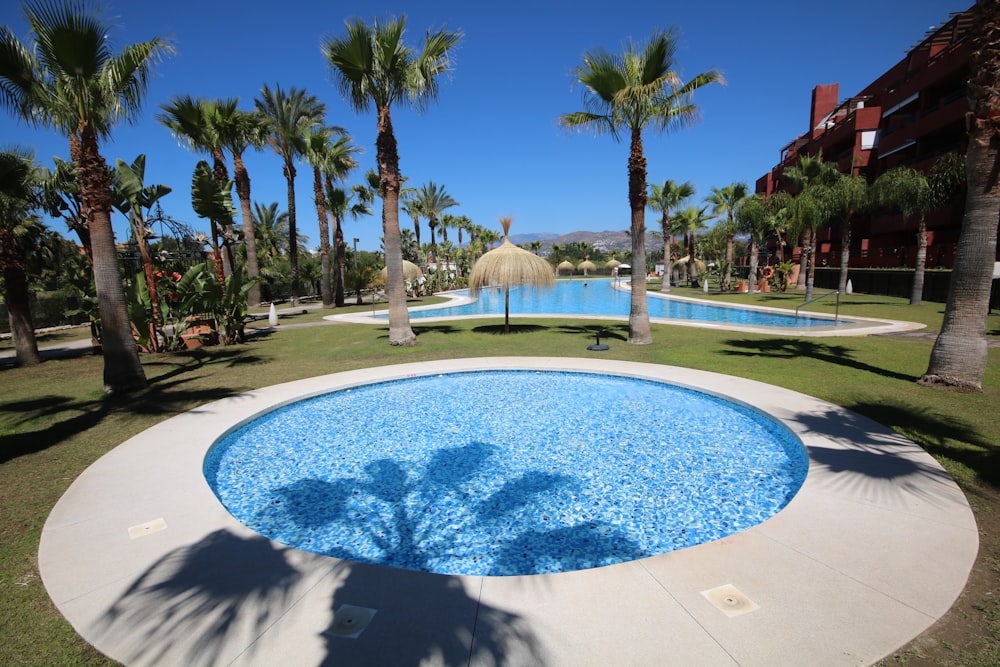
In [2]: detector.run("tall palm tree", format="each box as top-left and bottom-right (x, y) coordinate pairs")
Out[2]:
(157, 96), (239, 280)
(734, 194), (769, 292)
(324, 17), (462, 345)
(250, 201), (289, 299)
(781, 154), (838, 301)
(401, 194), (426, 248)
(674, 205), (710, 282)
(223, 108), (268, 306)
(0, 1), (171, 391)
(705, 181), (749, 291)
(815, 173), (867, 297)
(416, 181), (459, 262)
(255, 84), (326, 304)
(922, 0), (998, 391)
(304, 128), (357, 307)
(0, 148), (44, 366)
(560, 29), (722, 344)
(648, 179), (695, 292)
(871, 154), (966, 305)
(326, 184), (373, 306)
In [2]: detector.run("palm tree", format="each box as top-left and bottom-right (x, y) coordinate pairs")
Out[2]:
(401, 195), (426, 248)
(733, 194), (768, 292)
(871, 154), (966, 305)
(674, 205), (710, 283)
(705, 182), (749, 291)
(157, 96), (239, 280)
(326, 184), (372, 306)
(255, 84), (326, 304)
(0, 2), (171, 391)
(560, 28), (722, 344)
(304, 128), (358, 307)
(324, 17), (461, 345)
(922, 1), (998, 391)
(781, 154), (838, 301)
(648, 179), (695, 292)
(815, 173), (868, 297)
(223, 108), (268, 306)
(417, 181), (459, 262)
(251, 201), (290, 298)
(0, 148), (43, 366)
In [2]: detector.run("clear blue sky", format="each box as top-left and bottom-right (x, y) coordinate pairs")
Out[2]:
(1, 0), (972, 253)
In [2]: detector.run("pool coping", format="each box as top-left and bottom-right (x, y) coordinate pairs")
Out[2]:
(325, 283), (927, 338)
(38, 358), (978, 666)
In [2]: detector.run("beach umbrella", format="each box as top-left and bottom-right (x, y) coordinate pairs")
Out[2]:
(379, 260), (423, 282)
(577, 259), (597, 275)
(671, 256), (707, 273)
(605, 258), (622, 269)
(469, 216), (555, 333)
(557, 260), (575, 276)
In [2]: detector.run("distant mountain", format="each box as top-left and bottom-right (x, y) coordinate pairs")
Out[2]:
(510, 230), (658, 257)
(507, 232), (558, 244)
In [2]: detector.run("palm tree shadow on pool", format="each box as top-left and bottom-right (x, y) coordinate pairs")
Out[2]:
(93, 441), (640, 664)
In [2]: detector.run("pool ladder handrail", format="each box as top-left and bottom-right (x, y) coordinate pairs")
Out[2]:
(795, 290), (840, 323)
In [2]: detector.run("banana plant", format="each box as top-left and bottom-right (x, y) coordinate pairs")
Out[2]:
(111, 154), (172, 350)
(191, 160), (237, 290)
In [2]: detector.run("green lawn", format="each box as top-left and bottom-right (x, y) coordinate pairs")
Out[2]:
(1, 299), (998, 665)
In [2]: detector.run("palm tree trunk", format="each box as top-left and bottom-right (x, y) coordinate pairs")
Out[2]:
(334, 214), (347, 307)
(806, 243), (817, 302)
(284, 163), (299, 304)
(3, 266), (41, 366)
(627, 128), (651, 344)
(795, 229), (810, 291)
(377, 106), (416, 345)
(78, 127), (146, 392)
(313, 166), (333, 308)
(910, 216), (927, 305)
(838, 221), (851, 295)
(724, 231), (734, 290)
(660, 214), (671, 293)
(748, 238), (759, 292)
(233, 153), (261, 307)
(922, 130), (998, 387)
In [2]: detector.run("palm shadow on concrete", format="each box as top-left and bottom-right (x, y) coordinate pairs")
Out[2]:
(96, 440), (642, 663)
(786, 401), (969, 506)
(720, 337), (919, 382)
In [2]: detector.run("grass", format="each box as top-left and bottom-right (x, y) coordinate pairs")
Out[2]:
(1, 295), (999, 665)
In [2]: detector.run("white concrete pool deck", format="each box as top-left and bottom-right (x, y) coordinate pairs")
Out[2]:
(325, 288), (928, 338)
(39, 358), (977, 666)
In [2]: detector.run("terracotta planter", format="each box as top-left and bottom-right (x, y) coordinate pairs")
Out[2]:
(181, 318), (218, 349)
(736, 280), (749, 293)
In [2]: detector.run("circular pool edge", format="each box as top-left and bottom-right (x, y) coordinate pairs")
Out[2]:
(38, 358), (979, 666)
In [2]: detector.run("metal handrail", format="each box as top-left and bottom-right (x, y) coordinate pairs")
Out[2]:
(796, 290), (840, 323)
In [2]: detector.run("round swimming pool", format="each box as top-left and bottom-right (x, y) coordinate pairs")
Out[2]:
(205, 370), (808, 576)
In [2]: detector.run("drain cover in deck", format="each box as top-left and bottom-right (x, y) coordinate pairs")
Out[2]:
(701, 584), (759, 617)
(325, 605), (377, 639)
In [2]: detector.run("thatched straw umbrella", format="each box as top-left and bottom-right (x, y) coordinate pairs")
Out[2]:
(605, 258), (622, 270)
(557, 260), (575, 276)
(577, 258), (597, 276)
(469, 216), (555, 333)
(671, 256), (707, 282)
(379, 260), (423, 282)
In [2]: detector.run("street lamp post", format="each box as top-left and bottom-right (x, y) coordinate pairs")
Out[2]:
(353, 238), (361, 305)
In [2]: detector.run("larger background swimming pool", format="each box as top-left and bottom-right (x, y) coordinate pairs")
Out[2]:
(205, 370), (809, 576)
(394, 279), (845, 328)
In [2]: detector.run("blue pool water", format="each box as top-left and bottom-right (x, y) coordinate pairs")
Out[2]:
(401, 279), (845, 328)
(205, 370), (808, 576)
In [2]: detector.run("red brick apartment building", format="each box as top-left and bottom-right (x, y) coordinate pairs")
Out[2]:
(755, 5), (986, 271)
